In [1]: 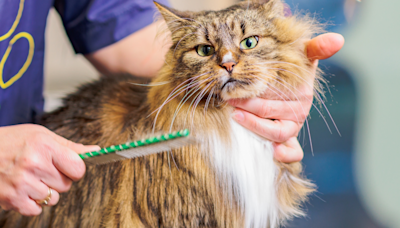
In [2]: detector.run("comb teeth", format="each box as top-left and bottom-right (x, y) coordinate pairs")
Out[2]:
(80, 129), (193, 165)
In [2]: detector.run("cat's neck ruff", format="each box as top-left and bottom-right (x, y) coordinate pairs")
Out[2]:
(206, 119), (281, 228)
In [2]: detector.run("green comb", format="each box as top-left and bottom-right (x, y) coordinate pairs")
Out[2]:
(80, 129), (194, 165)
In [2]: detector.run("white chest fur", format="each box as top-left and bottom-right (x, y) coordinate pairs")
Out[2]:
(207, 120), (280, 228)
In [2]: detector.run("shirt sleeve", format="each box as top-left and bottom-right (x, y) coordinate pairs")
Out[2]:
(54, 0), (170, 54)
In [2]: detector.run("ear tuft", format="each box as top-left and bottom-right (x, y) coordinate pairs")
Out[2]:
(258, 0), (286, 17)
(154, 1), (194, 30)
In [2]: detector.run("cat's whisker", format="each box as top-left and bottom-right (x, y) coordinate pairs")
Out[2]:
(255, 71), (335, 153)
(149, 72), (212, 131)
(258, 73), (311, 122)
(252, 61), (324, 93)
(245, 0), (251, 19)
(255, 65), (340, 136)
(250, 74), (301, 125)
(270, 73), (333, 135)
(190, 81), (214, 130)
(314, 91), (341, 136)
(204, 86), (215, 115)
(253, 63), (329, 110)
(257, 74), (315, 152)
(184, 77), (214, 126)
(169, 86), (203, 132)
(167, 74), (215, 132)
(253, 61), (316, 81)
(186, 76), (215, 111)
(151, 80), (202, 132)
(151, 79), (203, 132)
(169, 149), (180, 171)
(252, 74), (314, 152)
(170, 72), (212, 95)
(129, 81), (171, 87)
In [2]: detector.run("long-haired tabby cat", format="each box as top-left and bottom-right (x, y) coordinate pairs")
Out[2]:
(0, 0), (323, 227)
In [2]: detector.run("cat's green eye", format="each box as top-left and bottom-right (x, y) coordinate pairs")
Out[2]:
(196, 45), (215, 57)
(240, 36), (259, 50)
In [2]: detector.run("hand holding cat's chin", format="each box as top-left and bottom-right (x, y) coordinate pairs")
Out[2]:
(228, 32), (345, 163)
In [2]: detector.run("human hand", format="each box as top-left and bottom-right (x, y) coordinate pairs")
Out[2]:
(229, 33), (345, 163)
(0, 124), (100, 216)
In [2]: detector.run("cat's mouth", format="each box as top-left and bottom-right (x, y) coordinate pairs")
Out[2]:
(221, 78), (249, 90)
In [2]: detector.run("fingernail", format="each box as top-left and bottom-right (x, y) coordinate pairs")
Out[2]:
(232, 110), (244, 122)
(85, 145), (101, 152)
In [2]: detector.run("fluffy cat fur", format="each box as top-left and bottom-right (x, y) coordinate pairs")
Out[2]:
(0, 0), (322, 227)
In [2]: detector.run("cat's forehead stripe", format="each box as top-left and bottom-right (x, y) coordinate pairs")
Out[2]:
(201, 16), (242, 47)
(222, 52), (234, 63)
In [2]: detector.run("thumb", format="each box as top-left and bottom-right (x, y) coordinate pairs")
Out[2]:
(66, 143), (101, 154)
(307, 33), (345, 61)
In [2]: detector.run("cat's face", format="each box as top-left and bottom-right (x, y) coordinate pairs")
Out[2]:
(157, 0), (318, 102)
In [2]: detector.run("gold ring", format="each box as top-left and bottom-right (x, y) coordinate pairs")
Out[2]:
(36, 187), (52, 206)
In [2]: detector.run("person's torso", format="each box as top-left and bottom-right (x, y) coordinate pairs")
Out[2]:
(0, 0), (53, 126)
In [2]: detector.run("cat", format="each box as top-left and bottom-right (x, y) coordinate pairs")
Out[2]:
(0, 0), (322, 227)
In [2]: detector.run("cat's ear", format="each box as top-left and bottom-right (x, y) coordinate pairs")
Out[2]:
(154, 2), (194, 30)
(257, 0), (286, 17)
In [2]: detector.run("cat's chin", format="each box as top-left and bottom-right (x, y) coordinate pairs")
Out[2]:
(220, 91), (257, 101)
(220, 84), (267, 101)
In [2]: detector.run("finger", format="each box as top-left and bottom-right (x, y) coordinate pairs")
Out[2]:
(40, 166), (73, 193)
(51, 142), (87, 181)
(28, 181), (60, 207)
(19, 146), (74, 193)
(18, 198), (42, 216)
(228, 98), (310, 123)
(44, 189), (59, 206)
(232, 109), (300, 142)
(51, 133), (100, 153)
(273, 137), (304, 163)
(307, 33), (345, 61)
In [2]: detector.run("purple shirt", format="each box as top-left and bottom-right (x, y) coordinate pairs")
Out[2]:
(0, 0), (169, 126)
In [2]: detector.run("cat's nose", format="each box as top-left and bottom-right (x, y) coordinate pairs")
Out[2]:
(221, 62), (236, 73)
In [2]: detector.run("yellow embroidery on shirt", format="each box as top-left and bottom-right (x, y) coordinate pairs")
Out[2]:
(0, 0), (35, 89)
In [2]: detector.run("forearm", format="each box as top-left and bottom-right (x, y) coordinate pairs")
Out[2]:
(84, 21), (171, 78)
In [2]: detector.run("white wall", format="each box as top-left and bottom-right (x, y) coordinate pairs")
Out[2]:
(338, 0), (400, 227)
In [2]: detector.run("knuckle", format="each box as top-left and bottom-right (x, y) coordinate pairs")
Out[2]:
(28, 138), (56, 161)
(276, 127), (289, 142)
(273, 148), (285, 162)
(50, 192), (60, 205)
(58, 181), (72, 193)
(252, 120), (269, 138)
(298, 151), (304, 161)
(63, 157), (85, 181)
(13, 173), (29, 190)
(2, 192), (20, 210)
(24, 154), (40, 168)
(2, 194), (14, 207)
(260, 103), (272, 118)
(20, 154), (44, 173)
(73, 162), (86, 180)
(19, 205), (42, 216)
(298, 112), (308, 122)
(32, 124), (49, 134)
(0, 204), (11, 211)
